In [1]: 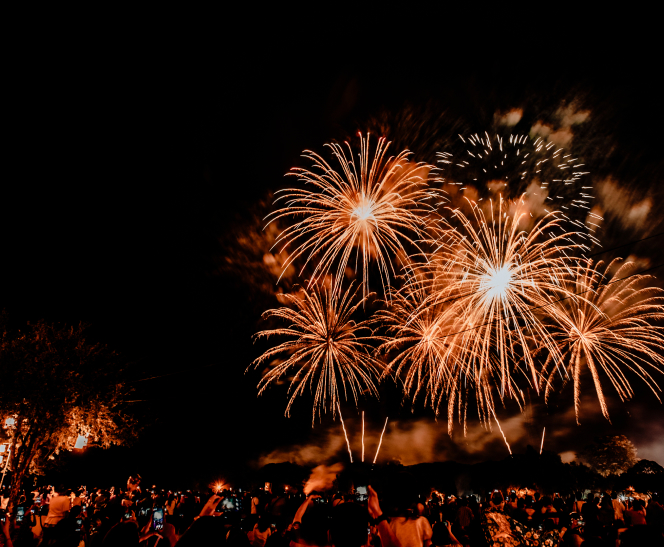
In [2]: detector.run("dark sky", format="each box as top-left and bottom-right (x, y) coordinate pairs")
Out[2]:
(3, 30), (663, 488)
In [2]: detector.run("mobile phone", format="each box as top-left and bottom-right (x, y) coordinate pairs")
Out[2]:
(578, 520), (585, 526)
(152, 508), (164, 531)
(355, 486), (368, 502)
(124, 511), (133, 520)
(75, 518), (83, 532)
(216, 496), (238, 512)
(139, 507), (150, 517)
(16, 507), (25, 522)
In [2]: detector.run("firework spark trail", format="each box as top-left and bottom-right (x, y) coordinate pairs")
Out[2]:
(361, 411), (365, 462)
(373, 417), (389, 464)
(540, 258), (664, 422)
(249, 283), (384, 424)
(491, 408), (512, 456)
(540, 427), (545, 454)
(338, 402), (353, 463)
(267, 133), (442, 300)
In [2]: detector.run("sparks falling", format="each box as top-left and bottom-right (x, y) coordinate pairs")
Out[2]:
(338, 402), (353, 463)
(373, 417), (389, 464)
(361, 411), (365, 462)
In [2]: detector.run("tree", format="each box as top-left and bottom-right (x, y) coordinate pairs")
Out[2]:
(582, 435), (638, 476)
(619, 459), (664, 493)
(0, 320), (137, 513)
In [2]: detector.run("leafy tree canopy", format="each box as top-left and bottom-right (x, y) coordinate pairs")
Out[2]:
(581, 435), (638, 477)
(0, 320), (137, 511)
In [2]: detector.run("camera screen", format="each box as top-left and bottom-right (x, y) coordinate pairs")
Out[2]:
(75, 518), (83, 532)
(355, 486), (368, 502)
(16, 507), (25, 522)
(153, 508), (164, 531)
(219, 496), (241, 512)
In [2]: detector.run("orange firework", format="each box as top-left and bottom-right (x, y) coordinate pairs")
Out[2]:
(376, 277), (462, 424)
(541, 258), (664, 422)
(249, 283), (383, 424)
(267, 133), (441, 299)
(393, 195), (585, 430)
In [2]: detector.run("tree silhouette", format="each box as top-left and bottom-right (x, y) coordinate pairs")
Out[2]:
(0, 320), (137, 513)
(582, 435), (638, 476)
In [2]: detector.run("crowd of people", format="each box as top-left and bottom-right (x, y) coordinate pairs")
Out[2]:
(0, 474), (663, 546)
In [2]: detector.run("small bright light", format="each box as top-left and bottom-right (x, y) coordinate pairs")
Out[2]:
(4, 418), (15, 427)
(351, 195), (375, 225)
(0, 445), (6, 453)
(481, 264), (513, 300)
(74, 435), (88, 449)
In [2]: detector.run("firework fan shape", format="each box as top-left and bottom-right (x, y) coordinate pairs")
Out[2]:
(437, 132), (598, 238)
(376, 277), (460, 408)
(412, 196), (585, 428)
(540, 258), (664, 422)
(249, 283), (384, 424)
(267, 133), (441, 300)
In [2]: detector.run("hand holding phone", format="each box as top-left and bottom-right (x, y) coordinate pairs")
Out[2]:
(152, 508), (164, 531)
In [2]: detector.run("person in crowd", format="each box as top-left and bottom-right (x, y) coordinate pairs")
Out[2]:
(509, 498), (528, 524)
(610, 491), (624, 524)
(597, 494), (614, 527)
(452, 498), (472, 546)
(251, 515), (273, 547)
(559, 512), (584, 547)
(623, 498), (647, 526)
(251, 491), (262, 515)
(42, 485), (71, 542)
(488, 491), (504, 512)
(165, 493), (177, 518)
(539, 495), (559, 528)
(102, 520), (140, 546)
(386, 493), (433, 547)
(571, 492), (585, 515)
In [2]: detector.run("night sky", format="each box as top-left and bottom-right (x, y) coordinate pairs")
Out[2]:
(4, 30), (663, 488)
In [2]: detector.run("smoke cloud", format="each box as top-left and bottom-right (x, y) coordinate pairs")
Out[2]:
(303, 463), (344, 494)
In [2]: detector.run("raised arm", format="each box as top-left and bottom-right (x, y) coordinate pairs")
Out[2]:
(368, 486), (401, 547)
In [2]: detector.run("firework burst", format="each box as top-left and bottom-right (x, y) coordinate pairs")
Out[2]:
(376, 277), (460, 415)
(437, 132), (599, 244)
(249, 283), (383, 424)
(267, 133), (441, 299)
(541, 258), (664, 422)
(412, 195), (585, 429)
